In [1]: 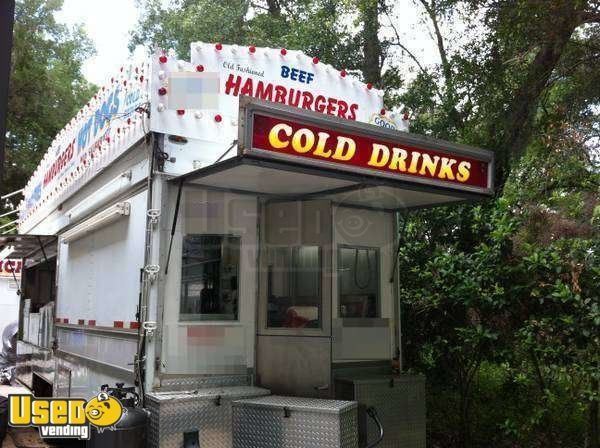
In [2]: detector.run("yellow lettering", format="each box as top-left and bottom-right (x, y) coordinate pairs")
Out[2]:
(419, 154), (440, 177)
(389, 147), (409, 172)
(456, 161), (471, 182)
(32, 400), (49, 425)
(332, 136), (356, 161)
(9, 395), (31, 425)
(51, 401), (68, 425)
(313, 132), (332, 158)
(437, 157), (457, 180)
(268, 123), (292, 149)
(69, 400), (86, 425)
(368, 144), (390, 167)
(291, 128), (315, 153)
(408, 151), (421, 173)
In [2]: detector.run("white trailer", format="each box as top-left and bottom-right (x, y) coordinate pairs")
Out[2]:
(1, 43), (494, 447)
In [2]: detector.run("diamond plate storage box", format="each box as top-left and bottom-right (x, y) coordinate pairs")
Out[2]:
(232, 395), (359, 448)
(335, 374), (426, 448)
(145, 386), (270, 448)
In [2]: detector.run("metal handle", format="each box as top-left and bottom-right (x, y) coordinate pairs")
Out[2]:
(365, 406), (384, 448)
(313, 384), (329, 391)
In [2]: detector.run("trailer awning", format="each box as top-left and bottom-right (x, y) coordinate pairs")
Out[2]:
(171, 98), (494, 211)
(0, 235), (57, 260)
(172, 155), (487, 211)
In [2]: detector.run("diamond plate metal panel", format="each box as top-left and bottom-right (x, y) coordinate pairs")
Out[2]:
(146, 386), (269, 448)
(158, 374), (250, 391)
(335, 375), (426, 448)
(232, 396), (359, 448)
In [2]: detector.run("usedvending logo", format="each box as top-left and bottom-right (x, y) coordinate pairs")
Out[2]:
(8, 392), (124, 440)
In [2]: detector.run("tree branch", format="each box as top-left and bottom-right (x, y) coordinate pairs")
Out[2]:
(383, 9), (429, 77)
(417, 0), (452, 83)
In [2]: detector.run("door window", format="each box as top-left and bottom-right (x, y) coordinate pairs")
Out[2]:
(180, 235), (240, 321)
(338, 246), (380, 318)
(267, 246), (321, 328)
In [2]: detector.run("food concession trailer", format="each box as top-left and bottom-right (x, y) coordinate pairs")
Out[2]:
(1, 43), (493, 447)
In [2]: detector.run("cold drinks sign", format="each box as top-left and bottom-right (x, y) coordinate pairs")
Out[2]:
(247, 111), (492, 191)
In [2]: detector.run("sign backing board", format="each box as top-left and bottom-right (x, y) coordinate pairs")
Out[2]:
(19, 63), (149, 233)
(150, 43), (406, 141)
(239, 98), (494, 195)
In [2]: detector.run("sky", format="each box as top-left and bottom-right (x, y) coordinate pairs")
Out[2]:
(55, 0), (147, 86)
(55, 0), (448, 87)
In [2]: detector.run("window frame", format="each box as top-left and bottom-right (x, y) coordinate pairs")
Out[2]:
(179, 233), (242, 323)
(337, 244), (381, 319)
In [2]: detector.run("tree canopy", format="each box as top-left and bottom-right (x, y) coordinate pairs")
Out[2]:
(1, 0), (96, 210)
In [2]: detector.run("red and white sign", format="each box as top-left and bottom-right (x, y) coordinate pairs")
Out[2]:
(0, 259), (22, 278)
(150, 43), (397, 141)
(248, 113), (491, 191)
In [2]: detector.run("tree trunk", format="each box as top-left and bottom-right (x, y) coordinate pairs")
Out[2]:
(497, 1), (582, 187)
(359, 0), (382, 86)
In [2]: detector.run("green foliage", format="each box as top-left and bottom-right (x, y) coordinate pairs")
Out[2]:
(2, 0), (96, 202)
(130, 0), (362, 70)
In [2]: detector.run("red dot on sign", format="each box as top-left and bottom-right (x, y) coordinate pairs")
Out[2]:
(215, 43), (223, 50)
(280, 48), (287, 56)
(340, 70), (346, 77)
(249, 46), (256, 54)
(380, 109), (386, 115)
(159, 55), (168, 64)
(196, 65), (204, 72)
(158, 87), (167, 96)
(312, 57), (320, 64)
(403, 112), (409, 120)
(177, 109), (185, 115)
(214, 114), (222, 122)
(367, 83), (373, 90)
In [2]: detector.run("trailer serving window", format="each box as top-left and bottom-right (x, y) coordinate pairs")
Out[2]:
(338, 246), (380, 318)
(267, 246), (322, 328)
(180, 235), (240, 321)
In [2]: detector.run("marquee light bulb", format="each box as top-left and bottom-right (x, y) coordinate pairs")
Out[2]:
(214, 114), (222, 123)
(249, 46), (256, 54)
(194, 111), (203, 119)
(177, 109), (185, 115)
(380, 108), (386, 116)
(158, 87), (167, 96)
(196, 65), (204, 72)
(157, 104), (165, 112)
(215, 43), (223, 51)
(367, 83), (373, 90)
(280, 48), (287, 56)
(312, 57), (320, 64)
(340, 69), (347, 77)
(159, 55), (168, 64)
(158, 70), (166, 80)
